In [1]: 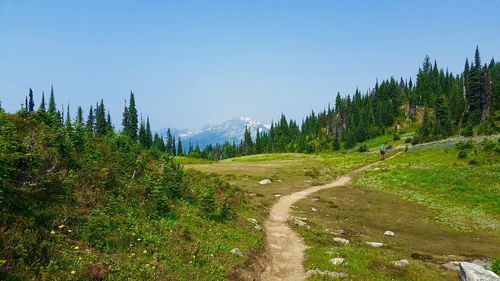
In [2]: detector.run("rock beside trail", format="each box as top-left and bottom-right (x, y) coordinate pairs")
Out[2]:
(311, 207), (317, 212)
(330, 258), (345, 265)
(384, 231), (395, 237)
(230, 248), (243, 257)
(247, 218), (262, 231)
(273, 193), (282, 198)
(459, 262), (499, 281)
(333, 237), (350, 245)
(307, 269), (349, 278)
(471, 259), (493, 271)
(259, 179), (272, 185)
(365, 242), (384, 248)
(394, 259), (409, 267)
(293, 218), (311, 229)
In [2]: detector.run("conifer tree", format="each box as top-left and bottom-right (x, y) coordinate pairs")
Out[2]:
(480, 65), (492, 123)
(65, 104), (72, 130)
(332, 129), (340, 151)
(128, 92), (138, 140)
(39, 91), (46, 112)
(145, 117), (152, 148)
(86, 105), (95, 134)
(28, 88), (35, 112)
(48, 84), (56, 114)
(122, 100), (129, 136)
(177, 137), (183, 156)
(76, 106), (84, 127)
(138, 118), (147, 147)
(95, 100), (107, 136)
(165, 129), (173, 154)
(107, 111), (113, 133)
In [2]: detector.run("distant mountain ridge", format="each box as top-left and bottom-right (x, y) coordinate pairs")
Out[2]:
(160, 117), (270, 148)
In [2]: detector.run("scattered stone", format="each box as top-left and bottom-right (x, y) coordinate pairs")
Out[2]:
(247, 218), (258, 224)
(459, 262), (499, 281)
(259, 179), (272, 185)
(306, 269), (348, 278)
(254, 224), (262, 231)
(394, 259), (409, 267)
(330, 258), (345, 265)
(441, 262), (461, 271)
(333, 237), (350, 245)
(311, 207), (317, 212)
(293, 218), (311, 229)
(274, 193), (282, 198)
(230, 248), (243, 257)
(311, 197), (320, 202)
(365, 242), (384, 248)
(384, 231), (395, 237)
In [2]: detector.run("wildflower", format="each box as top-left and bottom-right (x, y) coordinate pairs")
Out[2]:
(71, 270), (76, 274)
(137, 238), (141, 241)
(152, 266), (156, 269)
(58, 224), (65, 229)
(50, 230), (56, 235)
(74, 246), (79, 250)
(143, 250), (147, 254)
(68, 229), (72, 233)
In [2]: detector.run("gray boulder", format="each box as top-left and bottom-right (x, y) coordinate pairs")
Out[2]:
(394, 259), (409, 267)
(384, 230), (395, 237)
(333, 237), (350, 245)
(459, 262), (500, 281)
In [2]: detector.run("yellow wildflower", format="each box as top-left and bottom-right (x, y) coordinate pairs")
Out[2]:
(143, 250), (147, 254)
(71, 270), (76, 274)
(74, 246), (79, 250)
(50, 230), (56, 235)
(58, 224), (65, 229)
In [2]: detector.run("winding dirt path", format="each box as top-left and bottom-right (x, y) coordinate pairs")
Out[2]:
(260, 153), (401, 281)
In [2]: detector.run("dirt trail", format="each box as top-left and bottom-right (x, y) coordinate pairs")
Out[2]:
(260, 153), (401, 281)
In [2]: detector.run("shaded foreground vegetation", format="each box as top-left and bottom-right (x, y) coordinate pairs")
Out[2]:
(0, 111), (264, 280)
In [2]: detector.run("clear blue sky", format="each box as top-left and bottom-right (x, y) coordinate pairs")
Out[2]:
(1, 0), (499, 130)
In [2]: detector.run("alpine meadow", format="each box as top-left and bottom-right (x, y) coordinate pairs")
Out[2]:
(0, 2), (499, 281)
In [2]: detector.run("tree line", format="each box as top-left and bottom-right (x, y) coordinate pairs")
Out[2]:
(197, 46), (498, 160)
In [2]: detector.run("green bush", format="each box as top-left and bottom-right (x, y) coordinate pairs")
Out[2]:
(404, 138), (412, 143)
(393, 134), (400, 141)
(357, 143), (368, 152)
(493, 257), (500, 274)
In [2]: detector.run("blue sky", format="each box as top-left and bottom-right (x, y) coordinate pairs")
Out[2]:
(1, 0), (499, 130)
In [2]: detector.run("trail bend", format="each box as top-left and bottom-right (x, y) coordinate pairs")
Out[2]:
(260, 152), (401, 281)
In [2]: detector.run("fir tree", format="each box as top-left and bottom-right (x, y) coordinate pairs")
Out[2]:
(65, 104), (72, 130)
(86, 105), (95, 134)
(332, 129), (340, 151)
(480, 65), (492, 123)
(145, 117), (152, 149)
(28, 88), (35, 112)
(128, 92), (138, 140)
(122, 100), (129, 136)
(177, 137), (183, 156)
(48, 84), (56, 114)
(95, 100), (107, 136)
(76, 106), (84, 127)
(39, 91), (46, 112)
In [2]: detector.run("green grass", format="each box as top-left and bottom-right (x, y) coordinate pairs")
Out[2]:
(354, 142), (500, 231)
(174, 156), (216, 165)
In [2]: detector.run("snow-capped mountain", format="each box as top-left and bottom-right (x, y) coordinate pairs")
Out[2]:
(160, 117), (270, 148)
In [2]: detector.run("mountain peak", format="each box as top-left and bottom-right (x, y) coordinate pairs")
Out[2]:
(162, 117), (269, 148)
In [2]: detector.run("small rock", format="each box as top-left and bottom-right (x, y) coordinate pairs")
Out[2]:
(247, 218), (258, 224)
(274, 193), (282, 198)
(312, 207), (317, 212)
(459, 262), (499, 281)
(384, 231), (395, 237)
(366, 242), (384, 248)
(230, 248), (243, 257)
(307, 269), (348, 278)
(311, 197), (320, 202)
(394, 259), (409, 267)
(441, 262), (460, 271)
(254, 224), (262, 231)
(259, 179), (272, 185)
(330, 258), (345, 265)
(293, 218), (311, 229)
(333, 237), (350, 245)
